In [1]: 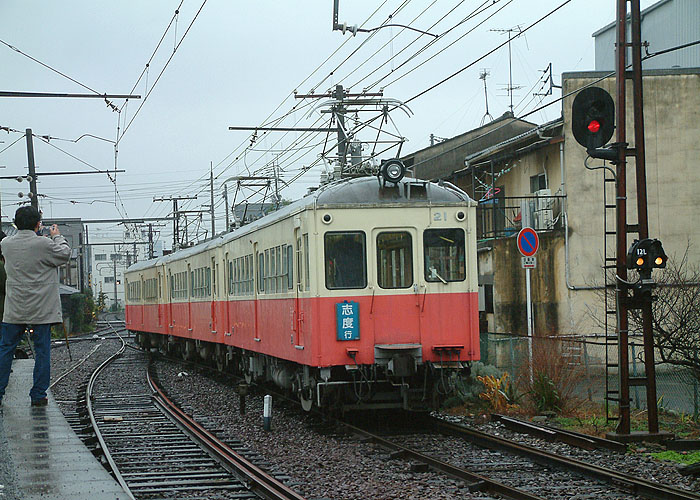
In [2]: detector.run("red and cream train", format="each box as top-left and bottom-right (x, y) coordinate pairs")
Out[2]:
(125, 176), (480, 410)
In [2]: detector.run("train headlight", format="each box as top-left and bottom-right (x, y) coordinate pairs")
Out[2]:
(380, 159), (406, 184)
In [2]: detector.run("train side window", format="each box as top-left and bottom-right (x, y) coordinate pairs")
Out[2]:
(276, 245), (284, 292)
(228, 261), (233, 295)
(212, 259), (217, 296)
(206, 267), (211, 296)
(377, 232), (413, 289)
(303, 234), (310, 291)
(247, 254), (253, 294)
(258, 253), (265, 293)
(423, 228), (466, 282)
(243, 255), (248, 295)
(324, 232), (366, 290)
(287, 245), (294, 290)
(296, 237), (302, 289)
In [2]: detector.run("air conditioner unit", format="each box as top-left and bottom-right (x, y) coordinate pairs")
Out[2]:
(534, 189), (552, 211)
(535, 209), (554, 230)
(534, 189), (553, 230)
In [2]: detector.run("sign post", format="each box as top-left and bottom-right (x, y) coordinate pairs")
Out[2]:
(517, 227), (539, 384)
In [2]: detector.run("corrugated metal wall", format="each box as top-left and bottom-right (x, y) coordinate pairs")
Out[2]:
(594, 0), (700, 71)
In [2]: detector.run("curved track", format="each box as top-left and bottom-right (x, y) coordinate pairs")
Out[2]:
(72, 323), (305, 500)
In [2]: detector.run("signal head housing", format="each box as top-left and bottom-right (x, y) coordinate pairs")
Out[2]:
(572, 87), (615, 150)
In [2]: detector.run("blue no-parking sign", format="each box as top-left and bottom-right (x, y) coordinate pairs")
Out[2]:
(517, 227), (539, 257)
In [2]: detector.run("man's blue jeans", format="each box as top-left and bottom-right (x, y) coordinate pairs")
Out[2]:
(0, 323), (52, 403)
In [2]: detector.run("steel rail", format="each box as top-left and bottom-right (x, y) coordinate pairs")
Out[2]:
(491, 414), (627, 452)
(434, 418), (700, 500)
(85, 322), (136, 500)
(339, 420), (545, 500)
(146, 366), (306, 500)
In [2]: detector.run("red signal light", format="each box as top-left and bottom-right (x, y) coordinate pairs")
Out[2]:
(587, 120), (601, 133)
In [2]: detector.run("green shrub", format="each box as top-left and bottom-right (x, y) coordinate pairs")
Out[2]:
(530, 371), (561, 413)
(455, 362), (504, 401)
(63, 293), (96, 333)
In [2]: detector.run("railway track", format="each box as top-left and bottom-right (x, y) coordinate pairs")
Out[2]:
(337, 413), (700, 500)
(64, 328), (304, 500)
(432, 416), (700, 500)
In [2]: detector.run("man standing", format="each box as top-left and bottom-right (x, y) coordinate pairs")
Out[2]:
(0, 206), (71, 406)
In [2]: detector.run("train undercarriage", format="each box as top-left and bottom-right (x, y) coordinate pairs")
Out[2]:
(133, 331), (470, 412)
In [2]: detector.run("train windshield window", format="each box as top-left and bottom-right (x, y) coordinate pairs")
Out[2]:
(377, 232), (413, 289)
(423, 229), (466, 282)
(324, 232), (366, 289)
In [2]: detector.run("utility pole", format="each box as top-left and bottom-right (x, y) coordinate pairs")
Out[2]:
(153, 195), (197, 251)
(210, 163), (215, 236)
(25, 129), (39, 210)
(112, 254), (118, 309)
(223, 184), (230, 232)
(333, 84), (348, 169)
(78, 232), (85, 294)
(148, 224), (154, 259)
(273, 163), (280, 209)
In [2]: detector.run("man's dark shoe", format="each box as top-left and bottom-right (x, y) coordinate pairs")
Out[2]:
(30, 398), (48, 407)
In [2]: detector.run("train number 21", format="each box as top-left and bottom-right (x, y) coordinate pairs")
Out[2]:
(433, 212), (448, 222)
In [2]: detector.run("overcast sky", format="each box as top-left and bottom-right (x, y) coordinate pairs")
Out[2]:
(0, 0), (655, 248)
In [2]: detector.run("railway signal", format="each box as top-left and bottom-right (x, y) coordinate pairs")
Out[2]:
(626, 238), (667, 297)
(571, 87), (616, 160)
(626, 238), (668, 272)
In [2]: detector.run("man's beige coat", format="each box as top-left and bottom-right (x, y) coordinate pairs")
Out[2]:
(2, 230), (71, 324)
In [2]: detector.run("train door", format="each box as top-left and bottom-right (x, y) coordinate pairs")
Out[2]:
(211, 256), (217, 334)
(371, 228), (421, 345)
(187, 263), (192, 335)
(167, 272), (173, 330)
(157, 271), (163, 328)
(253, 242), (261, 342)
(293, 228), (303, 347)
(140, 276), (145, 327)
(224, 252), (231, 337)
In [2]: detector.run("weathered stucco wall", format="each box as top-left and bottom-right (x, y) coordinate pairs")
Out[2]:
(561, 69), (700, 336)
(491, 230), (564, 335)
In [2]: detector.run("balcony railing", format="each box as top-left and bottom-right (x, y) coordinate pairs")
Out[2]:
(476, 194), (563, 240)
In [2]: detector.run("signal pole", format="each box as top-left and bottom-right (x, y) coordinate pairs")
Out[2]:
(210, 163), (215, 236)
(25, 129), (39, 210)
(610, 0), (665, 439)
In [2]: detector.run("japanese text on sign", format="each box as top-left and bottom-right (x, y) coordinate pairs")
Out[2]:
(336, 301), (359, 341)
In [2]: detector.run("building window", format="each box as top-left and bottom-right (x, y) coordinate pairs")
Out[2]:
(530, 173), (546, 193)
(95, 254), (107, 261)
(105, 276), (115, 283)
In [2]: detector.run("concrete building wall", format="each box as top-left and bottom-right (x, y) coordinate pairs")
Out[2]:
(561, 68), (700, 336)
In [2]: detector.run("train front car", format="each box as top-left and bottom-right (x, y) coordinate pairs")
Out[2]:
(309, 176), (479, 411)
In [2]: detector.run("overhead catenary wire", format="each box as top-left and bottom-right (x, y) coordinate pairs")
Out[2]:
(349, 0), (503, 91)
(142, 2), (577, 230)
(118, 0), (208, 145)
(121, 0), (186, 104)
(0, 38), (106, 99)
